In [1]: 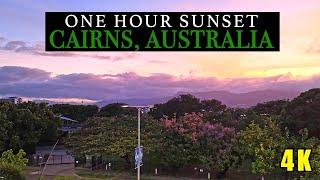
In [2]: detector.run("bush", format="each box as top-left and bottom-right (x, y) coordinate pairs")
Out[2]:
(0, 162), (25, 180)
(0, 149), (28, 180)
(0, 149), (28, 172)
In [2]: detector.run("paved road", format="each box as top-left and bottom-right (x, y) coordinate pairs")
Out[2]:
(25, 164), (76, 180)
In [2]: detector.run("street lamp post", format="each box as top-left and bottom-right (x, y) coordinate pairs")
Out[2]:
(137, 107), (141, 180)
(121, 105), (153, 180)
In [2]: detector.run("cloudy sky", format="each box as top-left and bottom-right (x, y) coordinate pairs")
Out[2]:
(0, 0), (319, 102)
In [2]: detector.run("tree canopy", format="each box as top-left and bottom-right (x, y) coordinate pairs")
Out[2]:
(1, 88), (320, 179)
(240, 119), (287, 178)
(252, 100), (288, 116)
(65, 115), (162, 167)
(150, 94), (227, 119)
(281, 88), (320, 137)
(97, 103), (136, 117)
(0, 102), (60, 153)
(0, 149), (28, 180)
(66, 112), (243, 177)
(51, 104), (99, 122)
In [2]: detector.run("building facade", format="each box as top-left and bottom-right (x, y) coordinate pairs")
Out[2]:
(0, 97), (22, 104)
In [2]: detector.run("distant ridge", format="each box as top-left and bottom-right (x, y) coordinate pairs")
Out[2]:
(97, 89), (300, 108)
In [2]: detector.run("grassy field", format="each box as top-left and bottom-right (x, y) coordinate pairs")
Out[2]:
(24, 166), (210, 180)
(23, 166), (285, 180)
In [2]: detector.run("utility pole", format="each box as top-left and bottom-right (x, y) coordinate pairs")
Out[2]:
(137, 107), (141, 180)
(122, 105), (153, 180)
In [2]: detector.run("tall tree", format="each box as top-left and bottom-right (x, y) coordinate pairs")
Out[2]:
(97, 103), (136, 117)
(65, 115), (161, 167)
(281, 88), (320, 137)
(0, 149), (28, 180)
(150, 94), (201, 119)
(239, 119), (287, 180)
(0, 102), (60, 153)
(51, 104), (99, 122)
(198, 122), (241, 177)
(200, 99), (227, 113)
(252, 100), (288, 116)
(160, 113), (242, 176)
(151, 94), (228, 119)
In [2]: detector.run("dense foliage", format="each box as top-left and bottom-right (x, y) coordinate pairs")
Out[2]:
(51, 104), (99, 122)
(67, 113), (242, 176)
(65, 115), (162, 167)
(0, 102), (60, 153)
(159, 113), (241, 175)
(240, 119), (287, 178)
(150, 94), (227, 119)
(96, 103), (137, 117)
(65, 88), (320, 179)
(281, 88), (320, 137)
(252, 100), (288, 116)
(0, 149), (28, 180)
(1, 88), (320, 179)
(240, 120), (320, 179)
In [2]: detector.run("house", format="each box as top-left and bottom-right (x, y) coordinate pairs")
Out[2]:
(0, 97), (22, 104)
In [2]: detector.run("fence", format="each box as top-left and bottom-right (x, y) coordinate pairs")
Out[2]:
(30, 154), (75, 166)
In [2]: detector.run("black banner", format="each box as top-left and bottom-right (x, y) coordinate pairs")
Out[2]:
(45, 12), (280, 51)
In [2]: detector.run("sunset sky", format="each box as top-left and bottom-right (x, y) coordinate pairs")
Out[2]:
(0, 0), (319, 102)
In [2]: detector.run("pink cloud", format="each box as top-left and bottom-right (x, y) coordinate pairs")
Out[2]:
(0, 66), (319, 102)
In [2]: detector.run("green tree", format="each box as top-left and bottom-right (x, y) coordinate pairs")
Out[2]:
(150, 94), (228, 120)
(252, 100), (288, 116)
(281, 88), (320, 137)
(201, 99), (227, 113)
(97, 103), (136, 117)
(240, 119), (287, 180)
(150, 94), (201, 119)
(160, 113), (242, 176)
(203, 107), (249, 131)
(309, 145), (320, 177)
(198, 123), (242, 177)
(240, 117), (320, 179)
(0, 149), (28, 172)
(65, 115), (161, 167)
(0, 149), (27, 180)
(51, 104), (99, 122)
(0, 164), (25, 180)
(156, 114), (202, 171)
(0, 111), (9, 152)
(155, 130), (199, 172)
(286, 129), (320, 178)
(0, 102), (60, 153)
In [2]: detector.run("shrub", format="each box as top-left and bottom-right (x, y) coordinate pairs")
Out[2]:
(0, 162), (25, 180)
(0, 149), (28, 172)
